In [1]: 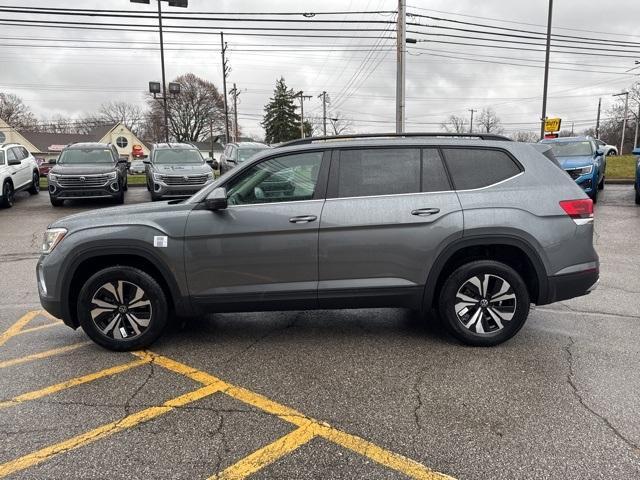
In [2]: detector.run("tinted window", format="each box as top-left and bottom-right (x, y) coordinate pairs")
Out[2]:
(0, 151), (4, 165)
(338, 148), (420, 198)
(422, 148), (450, 192)
(238, 148), (265, 163)
(443, 148), (521, 190)
(7, 148), (17, 161)
(154, 149), (203, 165)
(227, 151), (323, 205)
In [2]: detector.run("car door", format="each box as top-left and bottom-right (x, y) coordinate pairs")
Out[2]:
(6, 148), (27, 188)
(318, 147), (464, 309)
(184, 149), (329, 310)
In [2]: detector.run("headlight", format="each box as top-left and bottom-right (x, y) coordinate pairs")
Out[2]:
(569, 165), (593, 176)
(106, 172), (117, 180)
(42, 228), (67, 254)
(206, 172), (214, 180)
(153, 172), (164, 182)
(48, 173), (58, 182)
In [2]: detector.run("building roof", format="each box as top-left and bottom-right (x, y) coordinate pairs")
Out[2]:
(17, 131), (96, 152)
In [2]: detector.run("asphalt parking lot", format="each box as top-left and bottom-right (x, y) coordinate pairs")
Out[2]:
(0, 186), (639, 479)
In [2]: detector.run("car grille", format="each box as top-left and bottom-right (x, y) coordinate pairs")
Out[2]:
(160, 174), (208, 186)
(56, 174), (111, 187)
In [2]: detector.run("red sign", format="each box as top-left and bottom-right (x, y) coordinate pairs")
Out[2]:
(544, 133), (559, 139)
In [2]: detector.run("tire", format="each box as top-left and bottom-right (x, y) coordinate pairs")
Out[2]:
(151, 191), (163, 202)
(113, 187), (125, 204)
(438, 260), (530, 347)
(123, 176), (128, 191)
(590, 186), (598, 204)
(635, 187), (640, 205)
(598, 175), (605, 191)
(0, 180), (14, 208)
(28, 171), (40, 195)
(77, 266), (169, 351)
(50, 196), (64, 207)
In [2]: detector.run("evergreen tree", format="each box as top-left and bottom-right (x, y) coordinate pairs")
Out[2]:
(261, 78), (300, 144)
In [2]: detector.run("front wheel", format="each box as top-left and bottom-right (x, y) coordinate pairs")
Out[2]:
(113, 187), (125, 204)
(590, 186), (598, 204)
(50, 196), (64, 207)
(0, 181), (14, 208)
(77, 266), (169, 351)
(635, 187), (640, 205)
(438, 260), (530, 347)
(28, 172), (40, 194)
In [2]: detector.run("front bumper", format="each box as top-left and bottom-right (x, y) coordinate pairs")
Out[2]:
(565, 170), (595, 194)
(152, 179), (213, 198)
(49, 181), (121, 200)
(37, 257), (75, 328)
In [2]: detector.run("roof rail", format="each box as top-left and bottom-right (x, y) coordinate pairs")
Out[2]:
(278, 132), (512, 147)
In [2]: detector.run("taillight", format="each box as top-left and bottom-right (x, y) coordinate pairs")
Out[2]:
(559, 199), (593, 225)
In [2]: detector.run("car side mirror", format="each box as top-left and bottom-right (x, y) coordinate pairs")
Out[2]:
(48, 158), (57, 164)
(595, 148), (605, 156)
(205, 187), (228, 211)
(143, 159), (151, 164)
(207, 159), (219, 169)
(227, 158), (236, 164)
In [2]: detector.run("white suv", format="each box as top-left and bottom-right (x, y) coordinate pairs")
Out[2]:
(0, 143), (40, 208)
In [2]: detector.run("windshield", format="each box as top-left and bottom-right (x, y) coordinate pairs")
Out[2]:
(58, 148), (114, 165)
(238, 148), (265, 163)
(549, 141), (593, 157)
(154, 149), (204, 165)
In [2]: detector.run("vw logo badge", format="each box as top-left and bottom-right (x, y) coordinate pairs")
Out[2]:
(79, 176), (86, 182)
(183, 175), (189, 181)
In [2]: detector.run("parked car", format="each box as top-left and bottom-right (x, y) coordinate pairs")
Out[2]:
(633, 147), (640, 205)
(47, 142), (128, 207)
(35, 157), (53, 177)
(0, 143), (40, 208)
(144, 143), (215, 201)
(128, 159), (146, 175)
(37, 133), (599, 351)
(595, 139), (617, 156)
(220, 141), (270, 174)
(540, 136), (606, 202)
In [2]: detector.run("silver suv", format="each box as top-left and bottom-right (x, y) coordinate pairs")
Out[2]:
(145, 143), (215, 201)
(37, 133), (599, 351)
(220, 141), (270, 174)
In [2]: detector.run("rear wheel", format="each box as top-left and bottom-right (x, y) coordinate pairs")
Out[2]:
(28, 171), (40, 194)
(438, 260), (530, 346)
(77, 266), (168, 351)
(0, 181), (14, 208)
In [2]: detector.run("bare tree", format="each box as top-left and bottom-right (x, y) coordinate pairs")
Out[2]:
(477, 107), (504, 134)
(328, 112), (353, 135)
(39, 114), (80, 134)
(147, 73), (226, 143)
(0, 93), (38, 130)
(98, 101), (143, 135)
(511, 131), (539, 143)
(441, 114), (467, 133)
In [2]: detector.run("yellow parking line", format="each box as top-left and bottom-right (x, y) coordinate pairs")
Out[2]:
(0, 310), (42, 347)
(210, 423), (316, 480)
(0, 341), (91, 369)
(141, 352), (454, 479)
(0, 383), (223, 478)
(313, 423), (454, 480)
(16, 322), (64, 336)
(0, 356), (152, 410)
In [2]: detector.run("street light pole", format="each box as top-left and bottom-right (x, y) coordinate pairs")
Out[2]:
(540, 0), (553, 140)
(613, 91), (629, 154)
(220, 32), (230, 144)
(595, 97), (602, 139)
(396, 0), (406, 133)
(156, 0), (169, 143)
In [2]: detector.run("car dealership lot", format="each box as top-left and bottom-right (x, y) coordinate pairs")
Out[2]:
(0, 187), (639, 479)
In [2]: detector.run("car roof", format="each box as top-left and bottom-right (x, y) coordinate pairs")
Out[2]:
(65, 142), (111, 149)
(230, 142), (269, 149)
(152, 143), (198, 150)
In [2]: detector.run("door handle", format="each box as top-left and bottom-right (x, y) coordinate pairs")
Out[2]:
(289, 215), (317, 224)
(411, 208), (440, 216)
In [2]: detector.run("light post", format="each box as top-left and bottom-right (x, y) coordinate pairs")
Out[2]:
(613, 91), (629, 155)
(131, 0), (188, 142)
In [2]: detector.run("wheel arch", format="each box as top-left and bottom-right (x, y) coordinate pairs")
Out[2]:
(61, 246), (192, 328)
(422, 235), (550, 310)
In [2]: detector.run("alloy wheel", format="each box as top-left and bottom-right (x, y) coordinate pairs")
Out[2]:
(454, 274), (516, 334)
(90, 280), (152, 340)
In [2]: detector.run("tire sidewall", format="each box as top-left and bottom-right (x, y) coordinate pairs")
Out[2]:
(77, 266), (168, 351)
(439, 260), (530, 347)
(2, 181), (14, 207)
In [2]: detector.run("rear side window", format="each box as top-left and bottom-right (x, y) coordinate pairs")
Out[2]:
(442, 148), (521, 190)
(422, 148), (450, 192)
(337, 148), (420, 198)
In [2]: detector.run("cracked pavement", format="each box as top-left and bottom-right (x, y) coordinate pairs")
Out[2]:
(0, 186), (639, 479)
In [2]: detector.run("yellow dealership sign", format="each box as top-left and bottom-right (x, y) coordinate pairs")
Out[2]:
(544, 118), (562, 132)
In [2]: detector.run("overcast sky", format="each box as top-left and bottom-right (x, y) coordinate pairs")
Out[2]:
(1, 0), (640, 139)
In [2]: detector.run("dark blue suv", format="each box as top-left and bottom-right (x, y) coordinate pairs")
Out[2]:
(540, 136), (606, 203)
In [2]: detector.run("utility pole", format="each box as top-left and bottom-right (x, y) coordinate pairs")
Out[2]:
(540, 0), (553, 140)
(613, 91), (629, 154)
(229, 83), (240, 142)
(595, 97), (602, 138)
(318, 91), (328, 136)
(468, 108), (477, 134)
(296, 91), (312, 138)
(220, 32), (230, 144)
(570, 121), (574, 136)
(156, 0), (169, 143)
(396, 0), (406, 133)
(634, 102), (640, 149)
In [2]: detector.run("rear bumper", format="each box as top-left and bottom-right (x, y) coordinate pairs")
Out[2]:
(544, 268), (599, 304)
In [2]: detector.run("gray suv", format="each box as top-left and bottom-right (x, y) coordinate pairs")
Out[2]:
(37, 133), (599, 351)
(145, 143), (215, 201)
(220, 141), (270, 174)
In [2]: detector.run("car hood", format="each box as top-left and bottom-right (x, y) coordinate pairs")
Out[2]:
(555, 155), (594, 169)
(152, 164), (209, 175)
(49, 200), (194, 234)
(50, 164), (117, 175)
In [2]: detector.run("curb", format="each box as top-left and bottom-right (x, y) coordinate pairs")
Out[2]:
(606, 179), (635, 185)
